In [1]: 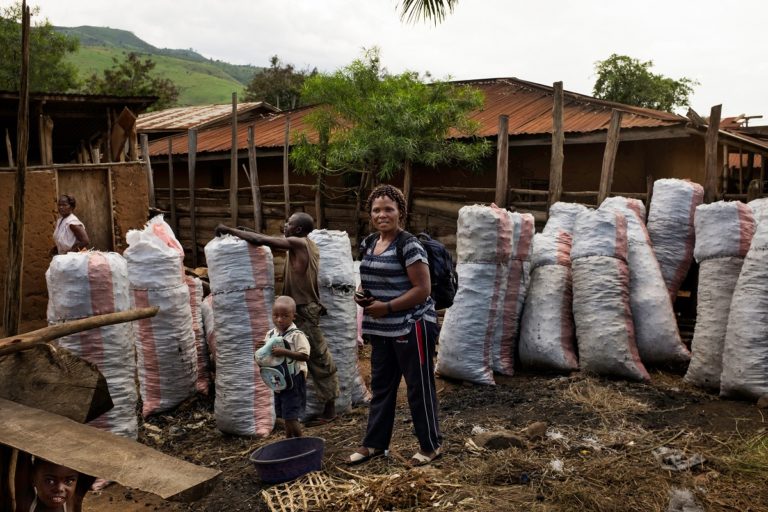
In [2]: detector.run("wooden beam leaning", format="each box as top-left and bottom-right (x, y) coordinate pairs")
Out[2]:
(283, 113), (291, 219)
(140, 134), (155, 208)
(548, 81), (564, 210)
(229, 92), (238, 226)
(495, 115), (509, 207)
(168, 137), (177, 233)
(1, 3), (30, 337)
(0, 398), (221, 502)
(597, 109), (623, 206)
(247, 126), (263, 232)
(703, 104), (722, 203)
(188, 128), (198, 268)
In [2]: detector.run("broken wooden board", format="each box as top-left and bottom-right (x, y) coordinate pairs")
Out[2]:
(0, 344), (112, 423)
(0, 398), (221, 502)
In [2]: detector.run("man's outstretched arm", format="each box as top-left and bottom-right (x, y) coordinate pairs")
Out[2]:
(215, 224), (296, 252)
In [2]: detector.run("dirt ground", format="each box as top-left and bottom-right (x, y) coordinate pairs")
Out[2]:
(83, 345), (767, 512)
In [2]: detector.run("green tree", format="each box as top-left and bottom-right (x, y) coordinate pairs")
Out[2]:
(84, 52), (179, 110)
(244, 55), (316, 109)
(593, 54), (698, 112)
(0, 2), (80, 92)
(399, 0), (458, 23)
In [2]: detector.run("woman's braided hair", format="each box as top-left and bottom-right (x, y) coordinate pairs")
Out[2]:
(365, 184), (407, 227)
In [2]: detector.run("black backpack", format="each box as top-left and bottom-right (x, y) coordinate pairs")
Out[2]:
(362, 230), (457, 310)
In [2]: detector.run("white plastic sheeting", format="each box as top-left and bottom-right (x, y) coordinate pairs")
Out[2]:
(647, 179), (703, 302)
(519, 201), (587, 372)
(305, 229), (363, 418)
(719, 207), (768, 399)
(205, 235), (275, 436)
(600, 197), (689, 366)
(437, 205), (533, 384)
(46, 251), (138, 439)
(125, 219), (197, 418)
(685, 201), (755, 390)
(571, 209), (649, 382)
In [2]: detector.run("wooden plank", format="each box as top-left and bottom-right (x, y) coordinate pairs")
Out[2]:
(548, 81), (564, 209)
(283, 114), (291, 219)
(188, 128), (198, 268)
(403, 159), (413, 222)
(495, 115), (509, 207)
(168, 137), (177, 233)
(1, 3), (30, 337)
(0, 398), (221, 502)
(110, 107), (137, 162)
(4, 127), (13, 167)
(247, 126), (262, 232)
(229, 92), (238, 226)
(703, 105), (722, 203)
(38, 114), (53, 166)
(597, 109), (623, 206)
(140, 134), (155, 208)
(0, 345), (112, 424)
(722, 144), (729, 195)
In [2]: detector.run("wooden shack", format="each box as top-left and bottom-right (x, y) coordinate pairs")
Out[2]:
(0, 92), (156, 331)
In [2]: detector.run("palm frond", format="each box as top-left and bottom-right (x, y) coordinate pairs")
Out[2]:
(399, 0), (458, 24)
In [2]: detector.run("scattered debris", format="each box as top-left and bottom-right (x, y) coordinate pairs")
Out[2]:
(666, 488), (704, 512)
(472, 430), (526, 450)
(522, 421), (548, 440)
(652, 447), (706, 471)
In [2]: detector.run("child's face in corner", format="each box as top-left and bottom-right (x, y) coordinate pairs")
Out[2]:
(33, 460), (78, 509)
(272, 303), (295, 333)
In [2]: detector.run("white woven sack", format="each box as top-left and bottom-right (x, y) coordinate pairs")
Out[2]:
(693, 201), (755, 262)
(542, 202), (589, 235)
(518, 264), (577, 372)
(436, 263), (502, 385)
(456, 204), (515, 264)
(305, 229), (359, 419)
(647, 179), (703, 301)
(748, 197), (768, 226)
(205, 236), (275, 436)
(46, 251), (138, 439)
(720, 218), (768, 400)
(530, 231), (573, 269)
(600, 197), (688, 366)
(187, 276), (211, 395)
(571, 210), (649, 381)
(684, 257), (745, 389)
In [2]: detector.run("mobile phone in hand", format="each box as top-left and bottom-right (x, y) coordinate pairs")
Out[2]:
(355, 290), (372, 300)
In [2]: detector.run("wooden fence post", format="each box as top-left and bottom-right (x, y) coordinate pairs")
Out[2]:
(168, 137), (177, 233)
(247, 126), (262, 232)
(229, 92), (239, 226)
(2, 2), (30, 337)
(495, 115), (509, 207)
(283, 114), (291, 220)
(548, 82), (564, 210)
(140, 134), (155, 208)
(403, 159), (413, 224)
(703, 105), (722, 203)
(188, 128), (198, 268)
(597, 109), (623, 206)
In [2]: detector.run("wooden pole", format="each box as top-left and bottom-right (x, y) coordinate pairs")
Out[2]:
(645, 174), (654, 218)
(168, 137), (177, 233)
(703, 105), (722, 203)
(0, 307), (159, 356)
(4, 128), (14, 167)
(761, 155), (766, 196)
(2, 2), (30, 337)
(597, 109), (623, 206)
(738, 147), (744, 194)
(283, 113), (291, 220)
(403, 159), (413, 225)
(548, 82), (564, 210)
(315, 127), (328, 229)
(229, 92), (238, 226)
(247, 126), (262, 232)
(495, 115), (509, 207)
(188, 128), (198, 268)
(140, 134), (155, 208)
(722, 144), (729, 195)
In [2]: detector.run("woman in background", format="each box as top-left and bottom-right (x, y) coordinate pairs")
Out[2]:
(51, 195), (89, 255)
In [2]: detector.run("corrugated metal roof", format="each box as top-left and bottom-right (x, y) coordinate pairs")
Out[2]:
(137, 101), (278, 133)
(148, 78), (767, 157)
(148, 105), (318, 156)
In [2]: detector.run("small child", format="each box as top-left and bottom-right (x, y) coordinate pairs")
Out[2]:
(28, 457), (79, 512)
(262, 296), (310, 438)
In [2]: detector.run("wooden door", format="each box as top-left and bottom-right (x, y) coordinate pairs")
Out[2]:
(56, 169), (113, 251)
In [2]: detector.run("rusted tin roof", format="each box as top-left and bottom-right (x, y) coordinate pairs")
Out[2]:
(147, 78), (767, 157)
(137, 101), (278, 133)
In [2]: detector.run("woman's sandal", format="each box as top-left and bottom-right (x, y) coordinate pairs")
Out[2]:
(408, 447), (442, 467)
(347, 446), (385, 466)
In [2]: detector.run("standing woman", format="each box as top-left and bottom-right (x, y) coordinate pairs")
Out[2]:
(349, 184), (442, 467)
(51, 195), (89, 255)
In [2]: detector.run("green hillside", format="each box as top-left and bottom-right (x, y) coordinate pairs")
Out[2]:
(57, 26), (263, 106)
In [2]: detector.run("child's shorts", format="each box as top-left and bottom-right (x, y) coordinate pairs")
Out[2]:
(274, 371), (306, 421)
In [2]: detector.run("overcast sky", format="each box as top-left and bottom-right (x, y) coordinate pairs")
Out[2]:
(19, 0), (768, 123)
